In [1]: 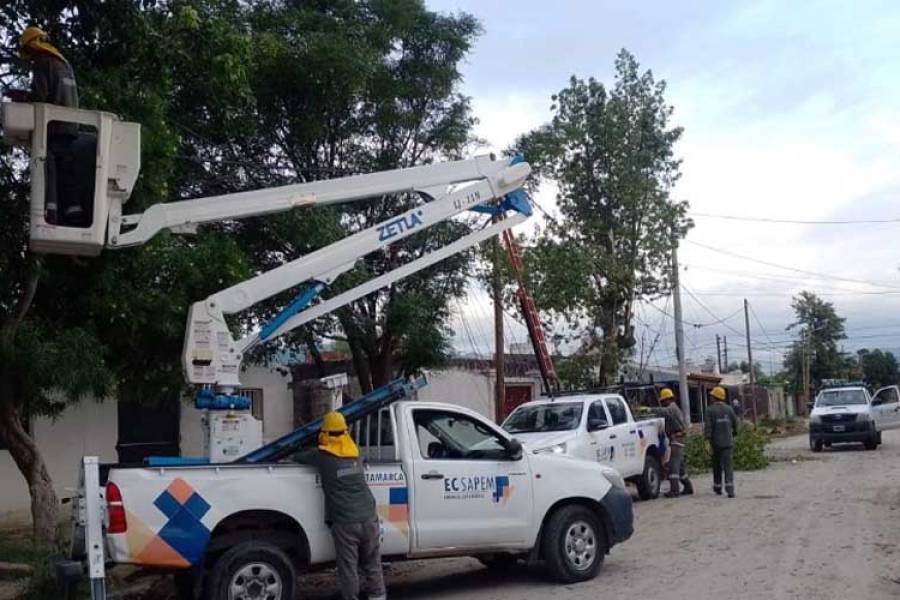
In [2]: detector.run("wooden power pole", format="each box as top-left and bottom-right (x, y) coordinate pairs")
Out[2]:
(716, 334), (722, 373)
(492, 225), (505, 423)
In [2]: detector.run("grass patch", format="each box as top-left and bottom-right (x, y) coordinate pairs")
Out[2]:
(0, 529), (42, 564)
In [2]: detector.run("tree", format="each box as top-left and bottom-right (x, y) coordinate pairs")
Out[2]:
(857, 349), (899, 389)
(783, 291), (847, 394)
(514, 50), (690, 384)
(0, 0), (482, 545)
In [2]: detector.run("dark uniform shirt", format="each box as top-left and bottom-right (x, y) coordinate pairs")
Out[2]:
(655, 403), (687, 438)
(30, 53), (79, 137)
(704, 402), (738, 449)
(296, 448), (376, 525)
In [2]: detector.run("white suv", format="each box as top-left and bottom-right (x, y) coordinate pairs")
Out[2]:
(809, 385), (900, 451)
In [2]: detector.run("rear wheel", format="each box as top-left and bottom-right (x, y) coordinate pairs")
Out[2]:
(635, 455), (661, 500)
(541, 505), (607, 583)
(864, 436), (878, 451)
(206, 541), (295, 600)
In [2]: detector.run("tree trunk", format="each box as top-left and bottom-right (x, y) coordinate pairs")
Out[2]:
(0, 398), (59, 549)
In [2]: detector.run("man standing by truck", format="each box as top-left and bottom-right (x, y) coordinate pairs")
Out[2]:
(653, 388), (693, 497)
(705, 386), (738, 498)
(297, 411), (386, 600)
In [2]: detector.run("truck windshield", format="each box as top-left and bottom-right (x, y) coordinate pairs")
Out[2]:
(503, 403), (584, 433)
(816, 389), (868, 406)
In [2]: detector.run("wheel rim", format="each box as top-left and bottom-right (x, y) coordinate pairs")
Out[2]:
(647, 464), (659, 494)
(564, 520), (597, 571)
(229, 562), (283, 600)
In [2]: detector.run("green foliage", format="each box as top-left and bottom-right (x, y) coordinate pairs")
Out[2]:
(782, 291), (848, 394)
(513, 50), (691, 384)
(555, 352), (597, 389)
(684, 423), (770, 473)
(857, 348), (900, 388)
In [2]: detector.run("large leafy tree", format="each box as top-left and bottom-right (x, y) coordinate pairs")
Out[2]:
(1, 0), (480, 545)
(515, 50), (690, 385)
(856, 348), (899, 389)
(783, 291), (847, 394)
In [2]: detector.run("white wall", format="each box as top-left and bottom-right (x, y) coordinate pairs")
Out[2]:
(180, 365), (294, 457)
(0, 397), (118, 526)
(419, 368), (494, 417)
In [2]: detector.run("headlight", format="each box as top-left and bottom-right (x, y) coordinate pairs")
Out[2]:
(810, 414), (822, 424)
(534, 442), (567, 455)
(857, 413), (872, 422)
(601, 468), (626, 490)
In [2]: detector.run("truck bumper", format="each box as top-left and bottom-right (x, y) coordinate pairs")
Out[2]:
(810, 421), (875, 444)
(600, 486), (634, 547)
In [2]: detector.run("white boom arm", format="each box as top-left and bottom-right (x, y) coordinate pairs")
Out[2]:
(185, 156), (531, 391)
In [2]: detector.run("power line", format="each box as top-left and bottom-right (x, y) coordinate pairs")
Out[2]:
(686, 240), (900, 291)
(689, 212), (900, 225)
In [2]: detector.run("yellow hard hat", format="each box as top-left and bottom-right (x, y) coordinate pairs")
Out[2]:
(709, 386), (727, 401)
(19, 26), (47, 50)
(659, 388), (674, 401)
(321, 411), (348, 433)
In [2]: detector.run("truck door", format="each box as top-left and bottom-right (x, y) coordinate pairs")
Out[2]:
(871, 386), (900, 430)
(603, 397), (639, 475)
(587, 400), (616, 464)
(407, 408), (532, 550)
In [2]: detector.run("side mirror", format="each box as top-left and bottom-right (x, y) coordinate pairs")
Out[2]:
(588, 418), (609, 432)
(505, 438), (523, 461)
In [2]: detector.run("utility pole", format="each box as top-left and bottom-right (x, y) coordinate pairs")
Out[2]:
(672, 241), (691, 423)
(716, 334), (722, 373)
(802, 329), (811, 415)
(744, 298), (757, 423)
(492, 222), (505, 423)
(723, 336), (729, 371)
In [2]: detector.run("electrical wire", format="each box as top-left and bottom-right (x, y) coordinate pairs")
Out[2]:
(689, 211), (900, 225)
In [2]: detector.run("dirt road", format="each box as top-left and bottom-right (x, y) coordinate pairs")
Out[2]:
(299, 431), (900, 599)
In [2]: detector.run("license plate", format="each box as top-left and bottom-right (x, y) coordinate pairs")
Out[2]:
(832, 425), (845, 432)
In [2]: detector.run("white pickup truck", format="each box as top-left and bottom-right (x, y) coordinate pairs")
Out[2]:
(502, 394), (667, 500)
(809, 384), (900, 451)
(69, 399), (633, 599)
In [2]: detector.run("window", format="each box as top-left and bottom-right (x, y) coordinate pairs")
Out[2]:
(604, 398), (628, 425)
(240, 388), (264, 422)
(503, 402), (584, 434)
(588, 401), (608, 423)
(414, 410), (509, 461)
(874, 387), (900, 406)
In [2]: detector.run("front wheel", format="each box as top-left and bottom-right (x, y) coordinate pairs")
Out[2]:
(810, 437), (823, 453)
(864, 436), (878, 451)
(541, 505), (607, 583)
(206, 540), (295, 600)
(635, 455), (661, 500)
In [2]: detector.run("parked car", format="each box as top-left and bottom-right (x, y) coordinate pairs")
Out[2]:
(501, 395), (667, 500)
(809, 384), (900, 451)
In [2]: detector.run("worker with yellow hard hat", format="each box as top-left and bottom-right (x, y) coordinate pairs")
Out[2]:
(296, 411), (386, 600)
(653, 388), (693, 497)
(15, 26), (85, 226)
(704, 386), (738, 498)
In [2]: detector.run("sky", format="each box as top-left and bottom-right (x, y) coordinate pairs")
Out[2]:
(427, 0), (900, 373)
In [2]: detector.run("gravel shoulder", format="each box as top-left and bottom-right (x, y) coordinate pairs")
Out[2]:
(298, 431), (900, 599)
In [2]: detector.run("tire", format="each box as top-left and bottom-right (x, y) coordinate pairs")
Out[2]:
(541, 504), (607, 583)
(824, 442), (832, 448)
(810, 437), (823, 453)
(876, 431), (883, 446)
(864, 436), (878, 451)
(174, 570), (201, 600)
(635, 454), (661, 500)
(206, 540), (295, 600)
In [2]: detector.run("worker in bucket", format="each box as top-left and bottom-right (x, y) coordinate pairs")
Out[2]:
(705, 386), (739, 498)
(653, 388), (693, 497)
(297, 411), (386, 600)
(15, 26), (86, 226)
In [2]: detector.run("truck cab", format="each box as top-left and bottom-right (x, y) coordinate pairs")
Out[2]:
(809, 384), (900, 451)
(501, 394), (666, 500)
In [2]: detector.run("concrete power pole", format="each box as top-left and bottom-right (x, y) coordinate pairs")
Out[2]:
(492, 227), (505, 423)
(802, 329), (811, 415)
(672, 242), (691, 422)
(716, 334), (722, 373)
(723, 336), (729, 371)
(744, 298), (757, 423)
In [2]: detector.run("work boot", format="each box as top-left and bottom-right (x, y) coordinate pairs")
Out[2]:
(664, 481), (680, 498)
(680, 478), (694, 495)
(713, 485), (722, 496)
(726, 486), (735, 498)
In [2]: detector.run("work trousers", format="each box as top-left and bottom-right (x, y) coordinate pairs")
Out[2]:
(668, 443), (683, 491)
(712, 447), (734, 495)
(331, 519), (386, 600)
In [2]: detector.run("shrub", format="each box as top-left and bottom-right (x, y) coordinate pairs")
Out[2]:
(684, 423), (770, 473)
